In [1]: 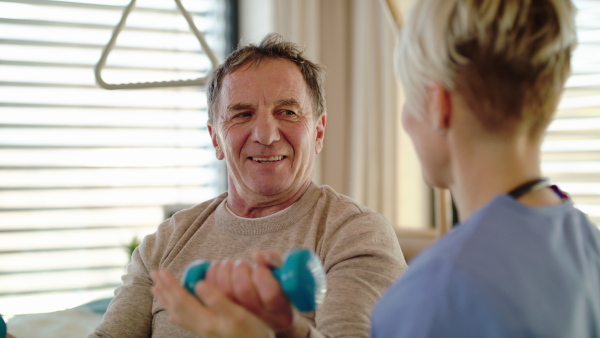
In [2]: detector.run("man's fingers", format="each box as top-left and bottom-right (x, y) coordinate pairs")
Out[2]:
(151, 270), (183, 309)
(251, 265), (294, 328)
(151, 270), (200, 312)
(252, 266), (288, 309)
(253, 250), (284, 268)
(205, 260), (221, 285)
(231, 259), (262, 311)
(152, 269), (274, 337)
(195, 281), (248, 317)
(151, 270), (214, 328)
(206, 260), (234, 298)
(196, 281), (276, 338)
(217, 259), (236, 299)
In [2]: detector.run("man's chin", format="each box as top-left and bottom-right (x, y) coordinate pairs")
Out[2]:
(245, 178), (298, 198)
(249, 184), (290, 197)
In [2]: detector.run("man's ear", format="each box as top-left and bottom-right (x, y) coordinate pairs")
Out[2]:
(207, 121), (225, 160)
(431, 82), (452, 131)
(314, 113), (327, 154)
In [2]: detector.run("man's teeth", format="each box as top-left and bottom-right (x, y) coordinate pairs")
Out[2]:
(251, 156), (283, 162)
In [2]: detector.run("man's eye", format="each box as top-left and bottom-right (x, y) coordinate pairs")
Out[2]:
(235, 112), (252, 118)
(282, 110), (297, 116)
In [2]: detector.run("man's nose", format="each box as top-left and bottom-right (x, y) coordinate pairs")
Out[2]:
(252, 113), (280, 145)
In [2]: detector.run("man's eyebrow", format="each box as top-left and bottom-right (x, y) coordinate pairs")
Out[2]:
(226, 99), (302, 113)
(227, 103), (253, 113)
(275, 98), (302, 109)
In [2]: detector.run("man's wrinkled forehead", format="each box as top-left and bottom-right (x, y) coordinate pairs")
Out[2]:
(217, 60), (312, 114)
(226, 98), (302, 115)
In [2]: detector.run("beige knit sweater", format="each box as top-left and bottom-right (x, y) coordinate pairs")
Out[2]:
(89, 183), (406, 338)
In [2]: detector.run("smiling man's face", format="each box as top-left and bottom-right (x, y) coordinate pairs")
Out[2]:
(208, 58), (326, 203)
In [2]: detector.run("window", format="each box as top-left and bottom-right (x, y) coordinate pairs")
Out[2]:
(542, 0), (600, 227)
(0, 0), (229, 315)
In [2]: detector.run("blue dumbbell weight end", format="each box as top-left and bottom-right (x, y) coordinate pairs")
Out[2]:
(181, 248), (326, 312)
(0, 314), (6, 338)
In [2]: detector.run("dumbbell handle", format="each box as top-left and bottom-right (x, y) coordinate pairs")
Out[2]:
(182, 262), (288, 295)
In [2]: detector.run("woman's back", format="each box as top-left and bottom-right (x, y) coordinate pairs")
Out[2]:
(372, 194), (600, 337)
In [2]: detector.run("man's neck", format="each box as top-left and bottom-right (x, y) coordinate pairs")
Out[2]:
(226, 181), (312, 218)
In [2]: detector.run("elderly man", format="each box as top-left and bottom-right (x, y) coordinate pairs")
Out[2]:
(155, 1), (600, 338)
(90, 33), (406, 338)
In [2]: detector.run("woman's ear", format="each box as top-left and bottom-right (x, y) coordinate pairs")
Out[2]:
(431, 82), (452, 132)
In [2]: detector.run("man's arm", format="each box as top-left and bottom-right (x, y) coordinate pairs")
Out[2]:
(88, 219), (169, 338)
(312, 211), (406, 337)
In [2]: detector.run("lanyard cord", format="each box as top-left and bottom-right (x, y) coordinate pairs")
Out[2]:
(507, 178), (570, 200)
(507, 178), (550, 199)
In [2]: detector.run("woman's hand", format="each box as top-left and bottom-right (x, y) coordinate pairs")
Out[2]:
(151, 270), (274, 338)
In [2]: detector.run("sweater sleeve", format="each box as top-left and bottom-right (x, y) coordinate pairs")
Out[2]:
(88, 218), (173, 338)
(313, 211), (407, 337)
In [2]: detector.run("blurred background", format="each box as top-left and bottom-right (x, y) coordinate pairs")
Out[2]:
(0, 0), (598, 317)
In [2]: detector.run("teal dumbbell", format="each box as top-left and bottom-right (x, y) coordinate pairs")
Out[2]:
(181, 248), (326, 312)
(0, 314), (6, 338)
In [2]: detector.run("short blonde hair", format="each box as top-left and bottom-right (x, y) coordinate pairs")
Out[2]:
(396, 0), (577, 134)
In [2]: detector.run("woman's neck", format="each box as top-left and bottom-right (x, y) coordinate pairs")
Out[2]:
(449, 134), (561, 222)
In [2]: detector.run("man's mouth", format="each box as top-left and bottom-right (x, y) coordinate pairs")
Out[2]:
(250, 156), (285, 163)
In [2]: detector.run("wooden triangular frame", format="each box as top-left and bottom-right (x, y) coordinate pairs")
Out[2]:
(94, 0), (220, 90)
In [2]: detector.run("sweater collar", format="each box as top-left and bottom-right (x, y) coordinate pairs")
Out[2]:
(215, 182), (321, 235)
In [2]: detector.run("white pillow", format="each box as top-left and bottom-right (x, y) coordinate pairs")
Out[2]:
(7, 307), (103, 338)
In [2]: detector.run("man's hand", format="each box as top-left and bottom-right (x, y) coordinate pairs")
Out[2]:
(206, 250), (311, 338)
(204, 250), (297, 331)
(151, 270), (274, 338)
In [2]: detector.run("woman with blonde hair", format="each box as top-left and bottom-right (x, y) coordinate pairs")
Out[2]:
(371, 0), (600, 336)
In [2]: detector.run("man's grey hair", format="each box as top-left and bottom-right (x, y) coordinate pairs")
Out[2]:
(207, 33), (327, 123)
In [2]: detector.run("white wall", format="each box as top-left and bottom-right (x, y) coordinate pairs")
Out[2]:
(239, 0), (274, 44)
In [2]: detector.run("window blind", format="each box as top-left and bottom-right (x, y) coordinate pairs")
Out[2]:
(0, 0), (228, 315)
(542, 0), (600, 226)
